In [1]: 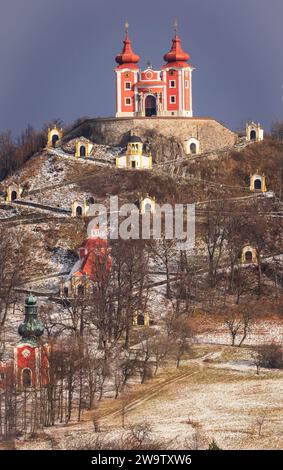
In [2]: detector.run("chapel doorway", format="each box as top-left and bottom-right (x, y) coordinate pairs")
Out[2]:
(52, 134), (59, 147)
(254, 179), (262, 191)
(11, 190), (17, 201)
(22, 368), (32, 387)
(80, 145), (86, 157)
(145, 95), (157, 117)
(250, 130), (256, 141)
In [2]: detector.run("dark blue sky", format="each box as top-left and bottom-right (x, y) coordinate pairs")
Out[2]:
(0, 0), (282, 135)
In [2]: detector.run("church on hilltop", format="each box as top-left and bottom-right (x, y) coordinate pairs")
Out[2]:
(115, 22), (194, 118)
(43, 22), (264, 159)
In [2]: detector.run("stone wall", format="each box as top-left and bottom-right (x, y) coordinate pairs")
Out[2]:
(64, 117), (238, 163)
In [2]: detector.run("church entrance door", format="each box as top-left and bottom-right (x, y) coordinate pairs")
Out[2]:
(145, 95), (157, 117)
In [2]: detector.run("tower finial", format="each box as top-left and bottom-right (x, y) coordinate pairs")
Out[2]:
(125, 20), (129, 33)
(174, 19), (178, 34)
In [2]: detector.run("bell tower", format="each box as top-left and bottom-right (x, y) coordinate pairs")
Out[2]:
(14, 294), (48, 388)
(115, 22), (140, 117)
(162, 21), (194, 117)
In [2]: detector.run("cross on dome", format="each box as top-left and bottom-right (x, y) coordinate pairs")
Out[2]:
(115, 22), (140, 68)
(174, 19), (178, 34)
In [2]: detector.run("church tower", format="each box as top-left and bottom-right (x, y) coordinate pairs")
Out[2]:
(162, 22), (194, 117)
(115, 22), (140, 117)
(115, 22), (194, 118)
(14, 294), (48, 388)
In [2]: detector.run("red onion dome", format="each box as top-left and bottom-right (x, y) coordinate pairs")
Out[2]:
(163, 34), (190, 65)
(115, 31), (140, 66)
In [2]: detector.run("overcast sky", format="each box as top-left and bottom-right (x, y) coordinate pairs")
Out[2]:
(0, 0), (282, 135)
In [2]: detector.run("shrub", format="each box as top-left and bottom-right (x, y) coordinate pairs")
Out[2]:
(208, 439), (222, 450)
(255, 343), (283, 369)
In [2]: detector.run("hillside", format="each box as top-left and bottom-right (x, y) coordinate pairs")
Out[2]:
(0, 126), (282, 450)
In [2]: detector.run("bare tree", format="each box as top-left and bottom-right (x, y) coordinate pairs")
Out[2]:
(0, 229), (31, 357)
(224, 306), (253, 347)
(203, 203), (227, 287)
(254, 410), (268, 437)
(172, 315), (195, 367)
(149, 237), (177, 298)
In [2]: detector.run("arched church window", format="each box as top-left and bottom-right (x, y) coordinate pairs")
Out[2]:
(190, 143), (197, 154)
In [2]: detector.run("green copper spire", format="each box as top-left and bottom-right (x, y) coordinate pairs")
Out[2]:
(18, 293), (44, 346)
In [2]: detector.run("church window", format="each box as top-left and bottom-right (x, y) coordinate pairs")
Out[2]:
(170, 95), (176, 104)
(170, 80), (176, 88)
(0, 372), (5, 380)
(185, 80), (189, 88)
(125, 97), (132, 106)
(125, 82), (131, 90)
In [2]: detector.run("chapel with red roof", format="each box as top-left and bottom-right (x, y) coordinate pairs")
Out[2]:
(115, 21), (194, 118)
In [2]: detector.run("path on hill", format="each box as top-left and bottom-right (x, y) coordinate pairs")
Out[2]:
(15, 249), (283, 301)
(41, 361), (204, 444)
(12, 199), (71, 214)
(48, 148), (115, 167)
(36, 351), (240, 443)
(154, 137), (252, 169)
(1, 189), (280, 225)
(0, 212), (74, 226)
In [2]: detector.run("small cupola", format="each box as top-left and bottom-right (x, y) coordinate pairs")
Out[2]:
(127, 135), (143, 155)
